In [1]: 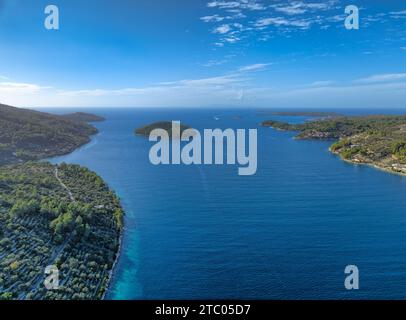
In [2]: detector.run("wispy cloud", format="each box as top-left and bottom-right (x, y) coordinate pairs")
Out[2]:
(59, 63), (269, 99)
(213, 24), (232, 34)
(208, 1), (241, 10)
(58, 87), (169, 97)
(0, 82), (50, 94)
(202, 59), (228, 67)
(307, 80), (335, 87)
(201, 14), (225, 22)
(390, 10), (406, 15)
(354, 73), (406, 84)
(207, 1), (266, 11)
(255, 17), (311, 28)
(202, 0), (344, 46)
(238, 63), (270, 72)
(389, 10), (406, 20)
(271, 1), (336, 15)
(160, 74), (245, 87)
(3, 70), (406, 109)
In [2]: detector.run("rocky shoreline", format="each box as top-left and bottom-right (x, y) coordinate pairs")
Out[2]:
(330, 148), (406, 177)
(102, 228), (123, 300)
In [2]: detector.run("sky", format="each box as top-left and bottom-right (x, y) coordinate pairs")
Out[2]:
(0, 0), (405, 108)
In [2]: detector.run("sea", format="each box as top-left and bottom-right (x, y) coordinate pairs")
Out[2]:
(40, 107), (406, 300)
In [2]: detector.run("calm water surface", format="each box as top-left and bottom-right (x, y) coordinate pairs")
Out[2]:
(44, 108), (406, 299)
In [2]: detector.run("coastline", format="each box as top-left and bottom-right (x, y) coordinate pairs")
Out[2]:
(43, 123), (124, 300)
(330, 148), (406, 178)
(102, 228), (123, 300)
(266, 124), (406, 178)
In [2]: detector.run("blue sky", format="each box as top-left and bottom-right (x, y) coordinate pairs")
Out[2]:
(0, 0), (405, 108)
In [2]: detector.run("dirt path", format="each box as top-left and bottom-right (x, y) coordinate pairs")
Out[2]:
(55, 167), (75, 202)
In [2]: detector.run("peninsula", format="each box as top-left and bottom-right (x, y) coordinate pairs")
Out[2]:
(0, 104), (123, 300)
(0, 104), (101, 165)
(262, 115), (406, 175)
(60, 112), (106, 123)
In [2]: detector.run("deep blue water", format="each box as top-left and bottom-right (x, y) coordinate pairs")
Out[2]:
(43, 107), (406, 300)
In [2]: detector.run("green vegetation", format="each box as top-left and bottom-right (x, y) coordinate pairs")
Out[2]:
(0, 104), (123, 300)
(135, 121), (193, 138)
(60, 112), (105, 123)
(392, 141), (406, 161)
(266, 111), (342, 117)
(0, 162), (123, 300)
(0, 104), (100, 165)
(262, 115), (406, 174)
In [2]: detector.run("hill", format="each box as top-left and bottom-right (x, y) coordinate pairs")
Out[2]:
(0, 104), (101, 164)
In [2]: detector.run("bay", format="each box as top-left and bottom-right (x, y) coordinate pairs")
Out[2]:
(43, 107), (406, 300)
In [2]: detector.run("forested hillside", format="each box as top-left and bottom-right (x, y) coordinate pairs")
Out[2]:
(0, 104), (123, 300)
(0, 104), (99, 164)
(0, 162), (123, 300)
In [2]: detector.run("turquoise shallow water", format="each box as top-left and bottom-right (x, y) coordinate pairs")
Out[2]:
(45, 108), (406, 299)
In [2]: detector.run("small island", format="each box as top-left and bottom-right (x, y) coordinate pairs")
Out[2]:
(0, 103), (123, 300)
(262, 115), (406, 175)
(135, 121), (193, 138)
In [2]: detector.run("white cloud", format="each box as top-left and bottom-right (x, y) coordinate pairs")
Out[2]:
(208, 0), (265, 11)
(203, 0), (342, 46)
(0, 82), (50, 94)
(201, 14), (224, 22)
(326, 14), (345, 22)
(242, 2), (266, 11)
(212, 22), (246, 44)
(213, 24), (232, 34)
(238, 63), (270, 72)
(271, 1), (336, 15)
(389, 10), (406, 19)
(59, 63), (270, 99)
(208, 1), (241, 10)
(308, 80), (335, 87)
(255, 17), (311, 28)
(162, 74), (245, 87)
(223, 36), (241, 43)
(390, 10), (406, 15)
(2, 71), (406, 109)
(274, 5), (306, 15)
(306, 2), (334, 10)
(354, 73), (406, 84)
